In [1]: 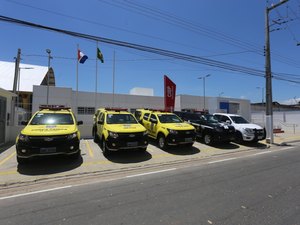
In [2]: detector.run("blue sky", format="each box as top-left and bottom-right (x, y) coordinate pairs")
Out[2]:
(1, 0), (300, 104)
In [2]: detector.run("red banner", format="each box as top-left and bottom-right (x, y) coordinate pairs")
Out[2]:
(164, 75), (176, 112)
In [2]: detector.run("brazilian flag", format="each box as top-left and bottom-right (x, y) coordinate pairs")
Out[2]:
(97, 48), (104, 63)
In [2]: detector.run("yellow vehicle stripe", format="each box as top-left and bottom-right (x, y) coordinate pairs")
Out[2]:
(85, 140), (94, 158)
(0, 152), (16, 166)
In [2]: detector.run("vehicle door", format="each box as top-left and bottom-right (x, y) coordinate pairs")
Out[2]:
(197, 115), (207, 137)
(149, 113), (158, 137)
(141, 113), (150, 128)
(96, 112), (105, 138)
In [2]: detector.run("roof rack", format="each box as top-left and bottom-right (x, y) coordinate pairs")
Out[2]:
(39, 105), (71, 110)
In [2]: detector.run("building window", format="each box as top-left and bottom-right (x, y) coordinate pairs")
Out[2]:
(77, 107), (95, 115)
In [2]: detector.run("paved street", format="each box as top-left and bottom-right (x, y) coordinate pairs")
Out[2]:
(0, 143), (299, 225)
(0, 135), (279, 187)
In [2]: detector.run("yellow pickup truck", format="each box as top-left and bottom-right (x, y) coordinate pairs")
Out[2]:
(140, 110), (196, 149)
(93, 108), (148, 156)
(16, 105), (83, 164)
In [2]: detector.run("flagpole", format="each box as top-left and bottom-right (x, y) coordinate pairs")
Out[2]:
(76, 44), (79, 116)
(95, 42), (98, 110)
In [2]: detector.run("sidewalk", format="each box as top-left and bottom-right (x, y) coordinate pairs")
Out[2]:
(268, 130), (300, 146)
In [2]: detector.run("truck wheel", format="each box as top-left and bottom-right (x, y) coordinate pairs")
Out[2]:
(235, 132), (243, 144)
(93, 127), (99, 143)
(102, 139), (111, 157)
(203, 134), (213, 145)
(158, 134), (167, 150)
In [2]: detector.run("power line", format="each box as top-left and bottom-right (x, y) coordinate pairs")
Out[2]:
(99, 0), (300, 68)
(1, 15), (300, 84)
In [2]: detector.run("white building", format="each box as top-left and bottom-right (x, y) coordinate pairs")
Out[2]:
(32, 85), (251, 138)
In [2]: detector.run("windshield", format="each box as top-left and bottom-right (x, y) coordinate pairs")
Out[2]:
(230, 116), (249, 124)
(158, 114), (183, 123)
(106, 114), (138, 124)
(203, 114), (219, 123)
(30, 113), (74, 125)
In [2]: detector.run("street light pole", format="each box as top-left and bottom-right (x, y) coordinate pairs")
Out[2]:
(46, 49), (52, 105)
(198, 74), (210, 111)
(265, 0), (288, 144)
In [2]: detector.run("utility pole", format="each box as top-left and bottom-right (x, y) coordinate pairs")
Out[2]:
(46, 49), (52, 105)
(11, 48), (21, 125)
(265, 0), (288, 144)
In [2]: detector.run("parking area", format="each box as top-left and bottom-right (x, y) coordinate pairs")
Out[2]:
(0, 139), (270, 186)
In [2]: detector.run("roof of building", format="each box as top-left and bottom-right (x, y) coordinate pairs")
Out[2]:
(0, 61), (54, 92)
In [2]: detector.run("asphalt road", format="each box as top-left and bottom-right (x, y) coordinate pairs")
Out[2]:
(0, 145), (299, 225)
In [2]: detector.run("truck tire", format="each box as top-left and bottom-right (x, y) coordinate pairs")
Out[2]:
(102, 139), (111, 157)
(158, 134), (167, 150)
(235, 132), (244, 144)
(203, 133), (213, 145)
(93, 127), (99, 143)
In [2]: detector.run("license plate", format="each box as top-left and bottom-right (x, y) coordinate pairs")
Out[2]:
(127, 142), (138, 147)
(185, 138), (193, 142)
(40, 147), (56, 153)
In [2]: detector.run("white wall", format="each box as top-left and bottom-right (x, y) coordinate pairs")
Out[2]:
(0, 88), (16, 144)
(252, 111), (300, 133)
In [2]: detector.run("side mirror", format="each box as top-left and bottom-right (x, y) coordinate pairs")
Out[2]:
(21, 121), (28, 126)
(77, 121), (83, 125)
(97, 120), (104, 125)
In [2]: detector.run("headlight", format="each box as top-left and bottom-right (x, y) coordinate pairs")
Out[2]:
(167, 129), (178, 134)
(108, 131), (119, 138)
(18, 134), (29, 142)
(244, 128), (254, 134)
(67, 132), (78, 140)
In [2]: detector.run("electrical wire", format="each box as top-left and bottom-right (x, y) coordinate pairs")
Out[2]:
(1, 15), (300, 84)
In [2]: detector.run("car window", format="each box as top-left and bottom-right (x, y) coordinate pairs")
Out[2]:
(150, 114), (157, 122)
(157, 114), (182, 123)
(230, 116), (249, 124)
(135, 111), (142, 120)
(143, 113), (150, 120)
(186, 113), (201, 121)
(99, 112), (104, 123)
(216, 115), (228, 123)
(203, 114), (219, 123)
(30, 113), (74, 125)
(106, 114), (138, 124)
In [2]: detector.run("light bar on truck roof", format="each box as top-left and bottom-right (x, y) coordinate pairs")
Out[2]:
(39, 105), (71, 110)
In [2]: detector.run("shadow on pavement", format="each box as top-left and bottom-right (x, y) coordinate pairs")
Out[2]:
(148, 139), (200, 155)
(17, 155), (83, 175)
(105, 150), (152, 164)
(0, 142), (15, 154)
(236, 141), (269, 149)
(210, 142), (240, 150)
(163, 145), (200, 156)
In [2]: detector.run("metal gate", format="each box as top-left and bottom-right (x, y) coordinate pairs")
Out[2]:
(0, 96), (6, 145)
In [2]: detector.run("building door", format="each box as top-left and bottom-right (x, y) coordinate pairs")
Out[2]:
(0, 96), (6, 145)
